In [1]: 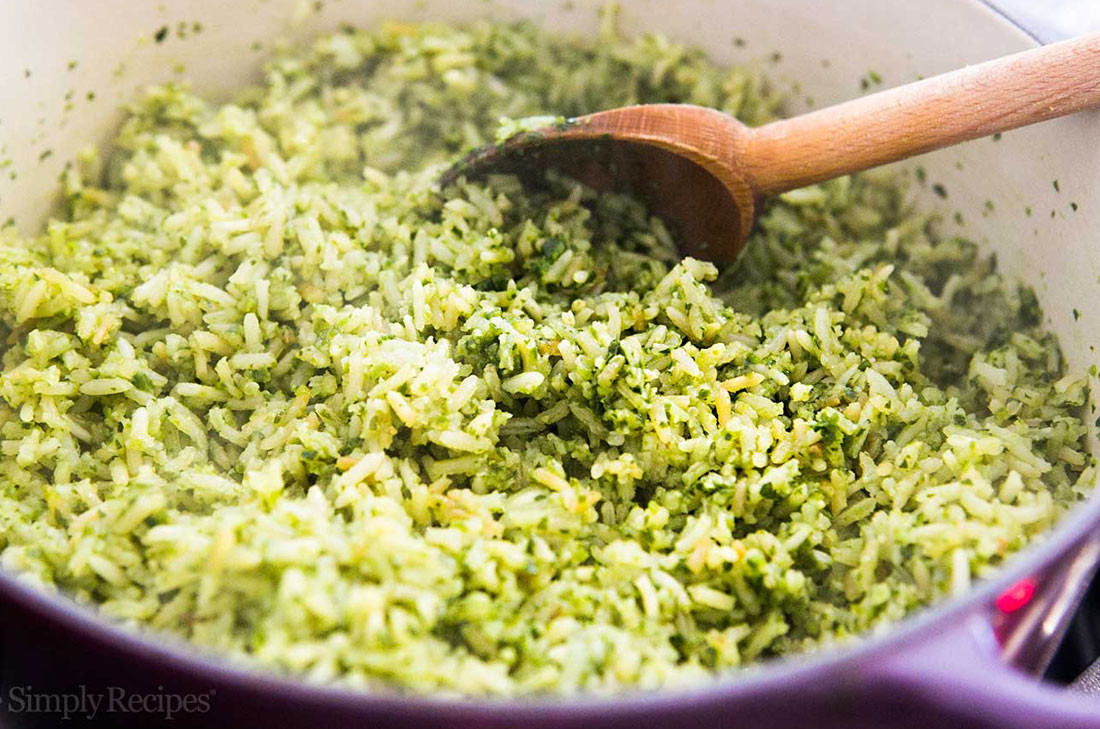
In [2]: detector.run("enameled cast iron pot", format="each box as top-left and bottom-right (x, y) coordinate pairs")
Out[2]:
(0, 1), (1099, 727)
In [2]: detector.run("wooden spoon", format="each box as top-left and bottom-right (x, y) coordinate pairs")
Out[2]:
(443, 31), (1100, 263)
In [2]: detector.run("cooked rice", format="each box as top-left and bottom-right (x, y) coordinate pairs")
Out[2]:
(0, 17), (1091, 695)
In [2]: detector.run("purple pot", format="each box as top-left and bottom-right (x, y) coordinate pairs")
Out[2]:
(1, 1), (1100, 727)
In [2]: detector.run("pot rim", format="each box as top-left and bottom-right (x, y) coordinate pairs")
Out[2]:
(0, 1), (1095, 720)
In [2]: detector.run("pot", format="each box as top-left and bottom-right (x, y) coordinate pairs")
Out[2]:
(0, 1), (1099, 727)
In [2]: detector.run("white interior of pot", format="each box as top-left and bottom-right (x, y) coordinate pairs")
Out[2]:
(0, 0), (1098, 508)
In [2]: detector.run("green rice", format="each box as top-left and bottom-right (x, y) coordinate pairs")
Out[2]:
(0, 16), (1092, 695)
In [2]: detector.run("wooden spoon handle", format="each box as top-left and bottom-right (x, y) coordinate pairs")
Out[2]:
(744, 32), (1100, 196)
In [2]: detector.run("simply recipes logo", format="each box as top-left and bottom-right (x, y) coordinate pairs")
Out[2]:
(0, 684), (215, 721)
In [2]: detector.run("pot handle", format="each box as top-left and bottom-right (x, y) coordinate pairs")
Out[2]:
(876, 535), (1100, 728)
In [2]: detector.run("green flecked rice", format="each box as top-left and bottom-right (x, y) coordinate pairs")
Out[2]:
(0, 17), (1092, 696)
